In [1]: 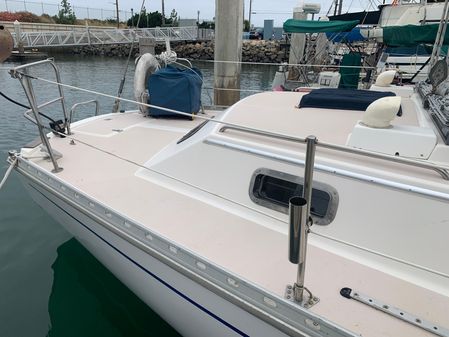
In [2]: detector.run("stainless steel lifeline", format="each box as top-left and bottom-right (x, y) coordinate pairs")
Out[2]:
(10, 59), (449, 179)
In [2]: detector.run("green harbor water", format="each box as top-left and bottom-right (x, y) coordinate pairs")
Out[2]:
(0, 55), (276, 337)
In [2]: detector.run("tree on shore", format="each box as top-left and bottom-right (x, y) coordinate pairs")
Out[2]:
(127, 9), (178, 28)
(55, 0), (76, 24)
(198, 21), (214, 29)
(243, 20), (250, 32)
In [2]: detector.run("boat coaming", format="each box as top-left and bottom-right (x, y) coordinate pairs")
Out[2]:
(12, 90), (449, 337)
(16, 158), (356, 337)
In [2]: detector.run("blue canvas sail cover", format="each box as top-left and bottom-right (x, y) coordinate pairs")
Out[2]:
(148, 65), (203, 118)
(326, 27), (366, 43)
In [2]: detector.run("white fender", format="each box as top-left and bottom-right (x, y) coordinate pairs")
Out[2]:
(134, 53), (160, 114)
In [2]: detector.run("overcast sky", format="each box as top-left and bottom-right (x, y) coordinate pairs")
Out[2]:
(71, 0), (315, 26)
(2, 0), (377, 26)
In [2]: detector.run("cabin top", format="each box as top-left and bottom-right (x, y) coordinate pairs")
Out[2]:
(219, 90), (419, 145)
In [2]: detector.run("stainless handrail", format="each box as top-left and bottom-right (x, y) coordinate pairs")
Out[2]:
(69, 100), (100, 133)
(10, 58), (69, 124)
(219, 125), (449, 180)
(9, 58), (70, 173)
(23, 97), (63, 124)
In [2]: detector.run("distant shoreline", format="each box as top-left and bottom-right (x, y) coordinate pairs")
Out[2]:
(40, 40), (289, 64)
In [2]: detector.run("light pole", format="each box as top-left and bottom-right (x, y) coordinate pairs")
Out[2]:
(161, 0), (165, 26)
(115, 0), (119, 28)
(249, 0), (253, 30)
(197, 10), (200, 39)
(131, 8), (134, 28)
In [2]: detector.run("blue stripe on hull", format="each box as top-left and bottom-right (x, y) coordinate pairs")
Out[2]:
(29, 183), (249, 337)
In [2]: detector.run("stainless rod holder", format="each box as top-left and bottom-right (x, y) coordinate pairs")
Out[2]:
(286, 135), (318, 307)
(288, 196), (307, 265)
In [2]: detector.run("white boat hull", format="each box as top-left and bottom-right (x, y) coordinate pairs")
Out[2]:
(21, 175), (290, 337)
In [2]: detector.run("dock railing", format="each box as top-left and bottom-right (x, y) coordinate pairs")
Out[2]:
(6, 22), (214, 49)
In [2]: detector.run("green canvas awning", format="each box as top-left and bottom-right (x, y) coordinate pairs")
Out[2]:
(383, 24), (449, 47)
(283, 19), (359, 33)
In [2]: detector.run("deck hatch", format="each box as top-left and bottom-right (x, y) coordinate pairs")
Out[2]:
(249, 168), (339, 225)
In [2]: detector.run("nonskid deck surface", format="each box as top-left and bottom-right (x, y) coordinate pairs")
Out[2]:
(22, 99), (449, 337)
(221, 91), (420, 145)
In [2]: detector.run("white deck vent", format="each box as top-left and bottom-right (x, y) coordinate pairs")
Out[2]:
(347, 96), (437, 159)
(375, 70), (397, 87)
(362, 96), (400, 128)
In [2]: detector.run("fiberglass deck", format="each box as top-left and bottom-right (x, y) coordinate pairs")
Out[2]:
(22, 100), (449, 337)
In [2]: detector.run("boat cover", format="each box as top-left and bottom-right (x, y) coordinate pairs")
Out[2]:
(299, 88), (401, 115)
(385, 45), (431, 56)
(326, 28), (366, 43)
(283, 19), (359, 34)
(338, 52), (361, 89)
(148, 65), (202, 118)
(328, 10), (381, 25)
(383, 24), (449, 47)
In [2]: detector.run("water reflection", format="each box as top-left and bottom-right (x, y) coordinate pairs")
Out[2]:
(47, 238), (180, 337)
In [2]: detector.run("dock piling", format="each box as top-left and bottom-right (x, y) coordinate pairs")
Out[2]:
(214, 0), (244, 106)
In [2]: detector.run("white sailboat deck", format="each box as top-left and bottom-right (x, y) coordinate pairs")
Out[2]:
(22, 91), (449, 337)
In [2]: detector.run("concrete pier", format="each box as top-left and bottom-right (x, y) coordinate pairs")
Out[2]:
(214, 0), (244, 106)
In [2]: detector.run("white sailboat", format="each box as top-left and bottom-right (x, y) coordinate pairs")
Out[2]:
(2, 6), (449, 336)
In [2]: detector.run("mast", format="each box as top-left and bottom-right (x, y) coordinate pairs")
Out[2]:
(338, 0), (343, 15)
(333, 0), (343, 16)
(429, 0), (449, 68)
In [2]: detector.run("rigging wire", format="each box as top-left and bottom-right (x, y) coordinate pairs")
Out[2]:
(18, 71), (266, 127)
(14, 89), (449, 281)
(283, 8), (370, 85)
(112, 0), (146, 113)
(186, 59), (376, 69)
(309, 229), (449, 279)
(346, 0), (356, 13)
